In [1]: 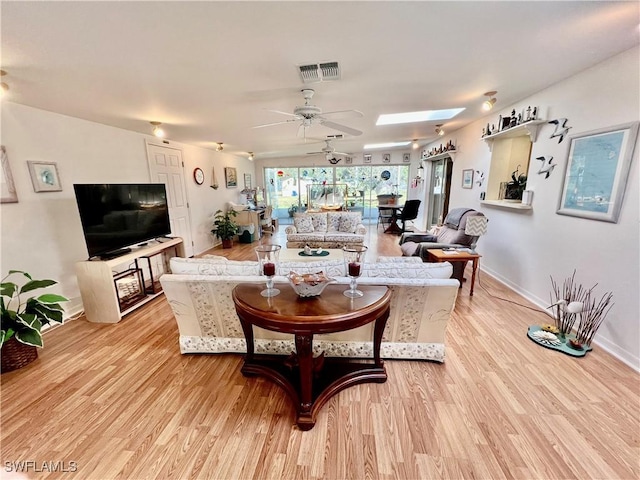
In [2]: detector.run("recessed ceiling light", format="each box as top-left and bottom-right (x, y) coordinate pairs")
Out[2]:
(363, 141), (411, 149)
(376, 108), (465, 126)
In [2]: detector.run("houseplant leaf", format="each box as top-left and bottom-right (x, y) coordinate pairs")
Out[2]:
(1, 282), (18, 298)
(20, 279), (57, 294)
(14, 313), (43, 347)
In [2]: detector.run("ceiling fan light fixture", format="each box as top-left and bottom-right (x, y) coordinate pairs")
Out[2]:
(248, 152), (254, 161)
(216, 142), (224, 152)
(435, 124), (445, 136)
(482, 91), (498, 111)
(150, 121), (165, 138)
(412, 139), (420, 150)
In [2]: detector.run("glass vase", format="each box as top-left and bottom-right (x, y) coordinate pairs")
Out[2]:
(342, 245), (367, 298)
(255, 244), (281, 297)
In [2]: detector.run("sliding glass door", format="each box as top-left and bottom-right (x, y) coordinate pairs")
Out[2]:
(264, 164), (410, 223)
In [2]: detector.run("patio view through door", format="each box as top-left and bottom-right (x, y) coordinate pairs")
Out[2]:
(264, 165), (409, 225)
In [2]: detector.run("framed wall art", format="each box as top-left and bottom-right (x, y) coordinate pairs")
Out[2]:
(244, 173), (252, 189)
(225, 167), (237, 188)
(557, 122), (639, 223)
(363, 154), (372, 164)
(382, 153), (391, 164)
(27, 161), (62, 192)
(462, 169), (474, 189)
(1, 146), (18, 203)
(403, 153), (411, 163)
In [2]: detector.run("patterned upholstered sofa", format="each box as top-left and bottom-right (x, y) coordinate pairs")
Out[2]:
(160, 255), (459, 362)
(285, 211), (366, 248)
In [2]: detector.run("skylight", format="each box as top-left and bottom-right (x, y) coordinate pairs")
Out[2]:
(376, 108), (465, 126)
(363, 141), (411, 149)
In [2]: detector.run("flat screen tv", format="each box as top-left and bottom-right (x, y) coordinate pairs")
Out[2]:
(73, 183), (171, 259)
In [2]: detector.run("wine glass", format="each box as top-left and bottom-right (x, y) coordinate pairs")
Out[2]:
(342, 245), (367, 298)
(255, 244), (281, 297)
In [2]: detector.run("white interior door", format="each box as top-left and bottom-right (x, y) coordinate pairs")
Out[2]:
(146, 141), (194, 257)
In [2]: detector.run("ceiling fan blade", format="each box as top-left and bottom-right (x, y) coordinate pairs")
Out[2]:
(320, 120), (363, 137)
(252, 119), (297, 129)
(320, 109), (364, 119)
(334, 151), (350, 156)
(306, 151), (324, 155)
(266, 109), (299, 118)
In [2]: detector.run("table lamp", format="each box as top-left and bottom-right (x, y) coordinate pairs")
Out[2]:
(464, 215), (488, 254)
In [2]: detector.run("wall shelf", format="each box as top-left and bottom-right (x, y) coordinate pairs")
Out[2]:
(423, 151), (457, 162)
(482, 120), (546, 151)
(481, 200), (533, 211)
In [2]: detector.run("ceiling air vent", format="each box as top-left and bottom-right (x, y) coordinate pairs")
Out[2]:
(297, 61), (341, 83)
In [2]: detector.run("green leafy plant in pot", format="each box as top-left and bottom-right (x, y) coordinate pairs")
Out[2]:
(504, 165), (527, 201)
(212, 209), (239, 248)
(1, 270), (68, 372)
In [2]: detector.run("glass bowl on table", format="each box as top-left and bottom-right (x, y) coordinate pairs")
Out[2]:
(287, 271), (335, 298)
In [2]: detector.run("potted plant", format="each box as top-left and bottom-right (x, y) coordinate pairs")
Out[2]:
(212, 209), (239, 248)
(504, 166), (527, 201)
(1, 270), (68, 372)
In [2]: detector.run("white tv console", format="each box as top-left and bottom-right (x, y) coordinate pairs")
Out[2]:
(75, 237), (185, 323)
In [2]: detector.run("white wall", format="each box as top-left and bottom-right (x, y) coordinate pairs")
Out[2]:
(425, 47), (640, 368)
(0, 103), (254, 313)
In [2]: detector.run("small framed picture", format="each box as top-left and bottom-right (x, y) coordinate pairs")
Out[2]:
(345, 156), (353, 165)
(244, 173), (252, 189)
(462, 169), (474, 189)
(382, 153), (391, 164)
(402, 153), (411, 163)
(363, 154), (372, 164)
(225, 167), (238, 188)
(27, 161), (62, 192)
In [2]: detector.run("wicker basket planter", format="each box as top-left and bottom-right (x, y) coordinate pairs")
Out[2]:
(1, 337), (38, 373)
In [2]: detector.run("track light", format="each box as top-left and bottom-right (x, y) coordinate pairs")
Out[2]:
(412, 139), (420, 150)
(435, 124), (445, 136)
(1, 70), (9, 98)
(482, 91), (497, 111)
(248, 152), (254, 161)
(150, 121), (165, 138)
(216, 142), (224, 152)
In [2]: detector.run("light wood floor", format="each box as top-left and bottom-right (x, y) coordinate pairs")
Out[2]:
(1, 227), (638, 479)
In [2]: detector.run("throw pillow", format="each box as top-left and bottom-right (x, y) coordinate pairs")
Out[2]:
(293, 215), (314, 233)
(338, 214), (359, 233)
(309, 213), (328, 232)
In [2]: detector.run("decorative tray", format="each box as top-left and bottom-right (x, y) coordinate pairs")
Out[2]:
(527, 325), (592, 358)
(298, 251), (330, 257)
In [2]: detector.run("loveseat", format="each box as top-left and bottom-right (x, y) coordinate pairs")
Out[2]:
(160, 255), (459, 362)
(285, 211), (366, 248)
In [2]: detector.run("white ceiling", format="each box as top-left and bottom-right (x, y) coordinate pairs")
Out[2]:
(2, 1), (638, 159)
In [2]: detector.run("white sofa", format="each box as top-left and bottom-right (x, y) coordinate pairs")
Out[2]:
(160, 255), (459, 362)
(285, 211), (366, 248)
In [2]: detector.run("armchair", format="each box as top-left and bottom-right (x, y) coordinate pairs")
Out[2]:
(399, 208), (487, 282)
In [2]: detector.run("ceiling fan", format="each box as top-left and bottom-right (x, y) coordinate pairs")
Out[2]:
(253, 89), (363, 138)
(307, 137), (350, 162)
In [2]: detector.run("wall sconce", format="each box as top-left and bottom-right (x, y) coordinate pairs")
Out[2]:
(0, 70), (9, 98)
(248, 152), (254, 161)
(412, 139), (420, 150)
(216, 142), (224, 152)
(150, 121), (165, 138)
(482, 91), (497, 111)
(435, 124), (445, 136)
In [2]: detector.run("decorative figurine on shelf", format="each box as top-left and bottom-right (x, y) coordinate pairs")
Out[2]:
(509, 115), (517, 128)
(482, 128), (486, 137)
(526, 106), (532, 121)
(486, 123), (491, 135)
(532, 107), (538, 119)
(497, 115), (503, 131)
(491, 124), (497, 134)
(517, 113), (522, 124)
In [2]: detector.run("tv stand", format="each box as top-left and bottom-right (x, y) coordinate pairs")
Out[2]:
(75, 237), (185, 323)
(98, 247), (132, 260)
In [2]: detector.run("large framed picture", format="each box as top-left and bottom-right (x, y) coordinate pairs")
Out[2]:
(225, 167), (237, 188)
(462, 169), (474, 189)
(557, 122), (639, 223)
(27, 161), (63, 192)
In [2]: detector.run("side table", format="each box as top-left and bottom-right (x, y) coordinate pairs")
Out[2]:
(232, 283), (391, 430)
(427, 248), (481, 296)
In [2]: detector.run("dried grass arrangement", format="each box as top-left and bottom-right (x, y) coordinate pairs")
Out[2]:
(549, 271), (613, 346)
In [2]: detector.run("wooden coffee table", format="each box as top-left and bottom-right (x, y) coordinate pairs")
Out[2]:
(426, 248), (481, 296)
(232, 283), (391, 430)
